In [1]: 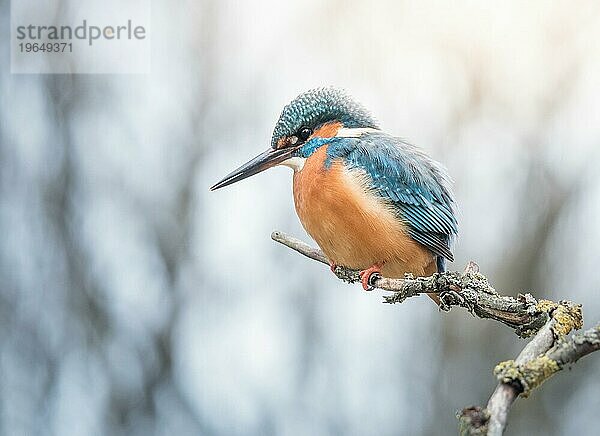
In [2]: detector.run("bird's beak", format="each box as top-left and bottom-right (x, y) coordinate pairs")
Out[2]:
(210, 147), (295, 191)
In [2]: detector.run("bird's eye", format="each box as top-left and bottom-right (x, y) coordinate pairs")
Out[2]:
(298, 126), (312, 141)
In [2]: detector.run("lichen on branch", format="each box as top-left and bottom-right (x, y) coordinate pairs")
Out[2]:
(271, 230), (579, 338)
(494, 323), (600, 397)
(270, 230), (599, 436)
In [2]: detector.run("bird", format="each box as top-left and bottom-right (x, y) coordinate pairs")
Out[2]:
(210, 87), (457, 297)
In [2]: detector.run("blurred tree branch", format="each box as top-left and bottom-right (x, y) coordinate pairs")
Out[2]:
(271, 230), (599, 436)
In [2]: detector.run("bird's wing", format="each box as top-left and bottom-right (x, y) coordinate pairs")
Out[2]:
(327, 132), (457, 261)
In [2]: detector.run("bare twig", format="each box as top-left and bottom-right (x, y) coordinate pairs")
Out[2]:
(271, 230), (580, 338)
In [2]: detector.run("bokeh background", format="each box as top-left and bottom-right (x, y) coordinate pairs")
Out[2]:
(2, 1), (600, 435)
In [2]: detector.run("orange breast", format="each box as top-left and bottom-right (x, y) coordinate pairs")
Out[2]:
(293, 146), (436, 278)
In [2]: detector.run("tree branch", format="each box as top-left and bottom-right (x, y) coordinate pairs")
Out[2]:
(459, 322), (600, 435)
(271, 230), (581, 338)
(459, 319), (557, 435)
(271, 230), (600, 435)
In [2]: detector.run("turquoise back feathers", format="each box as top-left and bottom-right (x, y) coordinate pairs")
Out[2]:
(271, 87), (457, 267)
(326, 132), (457, 263)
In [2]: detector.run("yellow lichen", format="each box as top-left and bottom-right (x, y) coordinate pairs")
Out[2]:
(519, 356), (560, 396)
(494, 360), (520, 382)
(493, 299), (583, 398)
(535, 299), (583, 338)
(536, 299), (558, 313)
(552, 304), (583, 337)
(494, 356), (560, 397)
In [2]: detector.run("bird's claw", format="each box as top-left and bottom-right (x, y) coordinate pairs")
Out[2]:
(438, 289), (467, 312)
(358, 265), (382, 291)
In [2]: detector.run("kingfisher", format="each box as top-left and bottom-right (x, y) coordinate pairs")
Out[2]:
(211, 88), (457, 297)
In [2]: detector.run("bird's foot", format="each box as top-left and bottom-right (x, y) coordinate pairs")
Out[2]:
(358, 265), (383, 291)
(329, 262), (338, 274)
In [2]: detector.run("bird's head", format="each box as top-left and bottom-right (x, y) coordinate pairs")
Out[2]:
(210, 87), (378, 190)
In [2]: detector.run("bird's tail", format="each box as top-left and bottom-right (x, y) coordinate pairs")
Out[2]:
(436, 255), (446, 273)
(426, 256), (446, 305)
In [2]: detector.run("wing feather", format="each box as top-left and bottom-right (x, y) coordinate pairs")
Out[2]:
(326, 132), (458, 261)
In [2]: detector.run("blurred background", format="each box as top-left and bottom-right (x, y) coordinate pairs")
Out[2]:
(2, 0), (600, 435)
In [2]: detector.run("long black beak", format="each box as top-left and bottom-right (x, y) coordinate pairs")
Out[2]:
(210, 147), (295, 191)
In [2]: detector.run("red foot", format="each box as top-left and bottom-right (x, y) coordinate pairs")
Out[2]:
(358, 265), (382, 291)
(329, 262), (338, 274)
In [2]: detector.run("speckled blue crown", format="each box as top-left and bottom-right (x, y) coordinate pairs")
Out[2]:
(271, 87), (379, 148)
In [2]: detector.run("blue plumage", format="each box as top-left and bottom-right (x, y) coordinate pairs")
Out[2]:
(271, 88), (378, 149)
(212, 87), (458, 282)
(299, 132), (457, 262)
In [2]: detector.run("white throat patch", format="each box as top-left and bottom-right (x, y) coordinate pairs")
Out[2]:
(280, 156), (306, 172)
